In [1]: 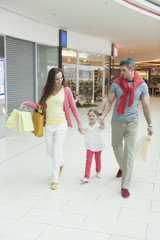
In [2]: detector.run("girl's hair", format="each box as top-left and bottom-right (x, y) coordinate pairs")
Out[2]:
(39, 68), (65, 103)
(87, 108), (100, 117)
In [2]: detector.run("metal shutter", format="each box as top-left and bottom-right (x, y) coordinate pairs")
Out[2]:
(0, 36), (4, 57)
(6, 37), (35, 114)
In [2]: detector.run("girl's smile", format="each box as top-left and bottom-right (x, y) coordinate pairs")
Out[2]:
(88, 111), (98, 126)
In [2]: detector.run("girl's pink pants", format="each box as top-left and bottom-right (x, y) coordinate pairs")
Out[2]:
(84, 149), (102, 179)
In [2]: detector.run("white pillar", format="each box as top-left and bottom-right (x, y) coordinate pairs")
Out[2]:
(76, 50), (79, 93)
(102, 55), (105, 99)
(35, 43), (38, 102)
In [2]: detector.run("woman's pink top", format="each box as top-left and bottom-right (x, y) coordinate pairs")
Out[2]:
(27, 86), (81, 127)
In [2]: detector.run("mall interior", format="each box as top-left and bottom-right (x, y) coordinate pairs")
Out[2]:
(0, 0), (160, 240)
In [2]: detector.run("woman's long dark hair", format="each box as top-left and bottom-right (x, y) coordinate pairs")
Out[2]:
(39, 68), (65, 103)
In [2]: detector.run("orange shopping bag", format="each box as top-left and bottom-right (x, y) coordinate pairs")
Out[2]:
(32, 104), (44, 137)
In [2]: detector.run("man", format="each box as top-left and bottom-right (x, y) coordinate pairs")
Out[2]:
(100, 57), (153, 198)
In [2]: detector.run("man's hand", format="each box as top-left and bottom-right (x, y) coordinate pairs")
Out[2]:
(147, 126), (153, 136)
(99, 115), (105, 125)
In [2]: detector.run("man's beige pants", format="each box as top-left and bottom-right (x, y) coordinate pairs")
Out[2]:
(111, 120), (138, 189)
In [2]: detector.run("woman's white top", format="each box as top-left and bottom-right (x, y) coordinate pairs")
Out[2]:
(83, 122), (105, 152)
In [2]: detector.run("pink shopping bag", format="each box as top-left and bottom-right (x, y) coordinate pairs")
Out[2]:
(13, 112), (19, 131)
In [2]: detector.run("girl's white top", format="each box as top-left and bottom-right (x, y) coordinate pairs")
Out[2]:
(83, 122), (105, 151)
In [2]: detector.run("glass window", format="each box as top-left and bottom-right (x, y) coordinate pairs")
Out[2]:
(62, 49), (108, 103)
(62, 49), (77, 93)
(79, 51), (104, 102)
(37, 45), (58, 100)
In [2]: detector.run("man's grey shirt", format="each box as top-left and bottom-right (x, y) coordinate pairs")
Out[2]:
(109, 81), (149, 122)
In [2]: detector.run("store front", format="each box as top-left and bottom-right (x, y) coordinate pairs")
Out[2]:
(62, 49), (109, 103)
(37, 44), (58, 100)
(0, 9), (112, 110)
(0, 35), (6, 138)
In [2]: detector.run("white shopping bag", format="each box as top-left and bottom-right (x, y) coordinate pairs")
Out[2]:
(134, 135), (152, 162)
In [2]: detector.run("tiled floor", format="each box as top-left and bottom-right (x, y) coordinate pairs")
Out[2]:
(0, 95), (160, 240)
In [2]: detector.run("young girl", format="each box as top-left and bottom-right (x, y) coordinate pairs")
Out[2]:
(79, 109), (105, 183)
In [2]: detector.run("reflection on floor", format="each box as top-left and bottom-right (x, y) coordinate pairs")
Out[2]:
(0, 96), (160, 240)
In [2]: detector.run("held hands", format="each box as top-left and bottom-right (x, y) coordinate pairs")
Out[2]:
(78, 125), (86, 135)
(78, 126), (83, 134)
(100, 120), (105, 126)
(99, 115), (105, 125)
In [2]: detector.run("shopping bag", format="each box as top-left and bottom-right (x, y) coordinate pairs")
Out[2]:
(134, 135), (152, 162)
(18, 110), (34, 132)
(5, 106), (34, 132)
(21, 111), (34, 131)
(13, 112), (19, 131)
(32, 104), (44, 137)
(19, 111), (24, 132)
(5, 109), (18, 129)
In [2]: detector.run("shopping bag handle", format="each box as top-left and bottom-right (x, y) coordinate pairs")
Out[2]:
(146, 135), (151, 142)
(19, 105), (29, 112)
(36, 103), (43, 114)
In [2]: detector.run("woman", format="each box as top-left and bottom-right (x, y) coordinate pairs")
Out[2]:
(23, 68), (82, 190)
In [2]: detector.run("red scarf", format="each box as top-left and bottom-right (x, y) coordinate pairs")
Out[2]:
(113, 71), (144, 115)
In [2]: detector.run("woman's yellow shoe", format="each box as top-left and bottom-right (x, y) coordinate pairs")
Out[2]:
(51, 183), (58, 190)
(59, 165), (64, 175)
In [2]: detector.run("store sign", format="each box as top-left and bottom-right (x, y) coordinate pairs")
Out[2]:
(59, 29), (67, 48)
(111, 44), (118, 58)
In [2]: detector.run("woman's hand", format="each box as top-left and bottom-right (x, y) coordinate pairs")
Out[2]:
(21, 101), (28, 108)
(78, 126), (86, 134)
(78, 126), (83, 133)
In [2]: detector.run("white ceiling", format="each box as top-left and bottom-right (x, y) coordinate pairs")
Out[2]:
(0, 0), (160, 63)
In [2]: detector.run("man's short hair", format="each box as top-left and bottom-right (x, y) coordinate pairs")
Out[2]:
(120, 57), (135, 70)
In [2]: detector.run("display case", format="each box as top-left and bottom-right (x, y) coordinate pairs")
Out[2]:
(150, 69), (160, 83)
(137, 70), (148, 81)
(79, 67), (94, 103)
(62, 64), (76, 92)
(94, 69), (103, 101)
(62, 63), (103, 103)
